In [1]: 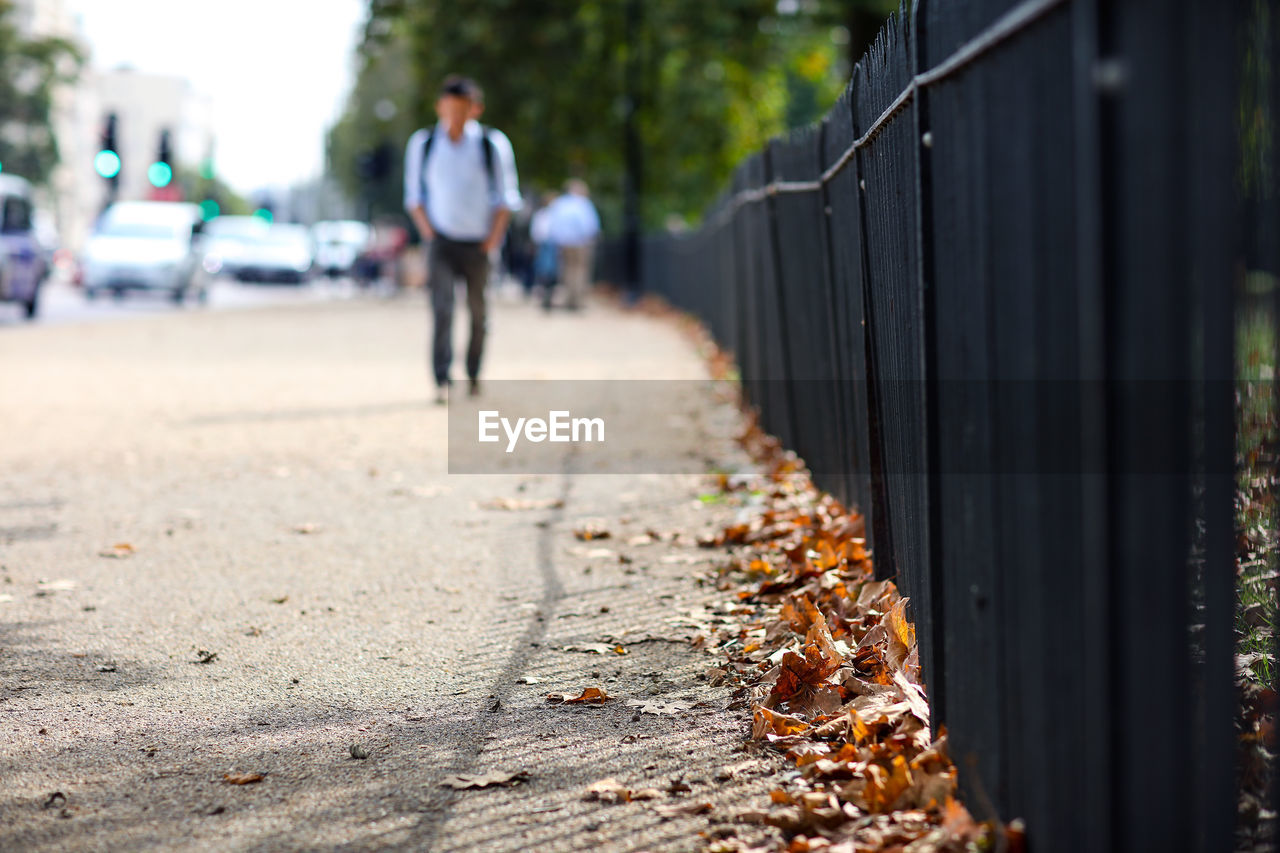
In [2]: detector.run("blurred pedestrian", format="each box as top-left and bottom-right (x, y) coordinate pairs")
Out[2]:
(543, 179), (600, 311)
(505, 194), (536, 298)
(403, 74), (521, 403)
(529, 191), (559, 305)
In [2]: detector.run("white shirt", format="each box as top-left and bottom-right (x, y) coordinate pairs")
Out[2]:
(403, 120), (521, 242)
(530, 207), (552, 244)
(545, 193), (601, 248)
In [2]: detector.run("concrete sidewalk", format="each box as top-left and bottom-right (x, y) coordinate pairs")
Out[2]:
(0, 291), (782, 851)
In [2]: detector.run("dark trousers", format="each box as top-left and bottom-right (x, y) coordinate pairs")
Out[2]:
(427, 236), (489, 386)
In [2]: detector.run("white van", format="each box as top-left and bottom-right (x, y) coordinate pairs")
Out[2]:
(82, 201), (206, 303)
(0, 174), (43, 319)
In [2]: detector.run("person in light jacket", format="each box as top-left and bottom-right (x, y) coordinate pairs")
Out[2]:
(543, 179), (600, 311)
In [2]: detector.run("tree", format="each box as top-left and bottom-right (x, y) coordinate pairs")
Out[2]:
(0, 0), (83, 185)
(330, 0), (873, 230)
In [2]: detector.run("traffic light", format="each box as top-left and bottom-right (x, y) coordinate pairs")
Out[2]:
(95, 113), (121, 185)
(148, 129), (173, 188)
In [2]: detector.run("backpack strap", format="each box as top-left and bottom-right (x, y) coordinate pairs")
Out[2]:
(479, 125), (496, 189)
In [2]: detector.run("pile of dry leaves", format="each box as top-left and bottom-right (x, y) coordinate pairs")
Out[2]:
(691, 412), (1019, 853)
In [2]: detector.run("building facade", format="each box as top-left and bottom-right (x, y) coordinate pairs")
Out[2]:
(12, 0), (215, 252)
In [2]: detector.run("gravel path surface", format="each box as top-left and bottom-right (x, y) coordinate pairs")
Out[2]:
(0, 292), (783, 851)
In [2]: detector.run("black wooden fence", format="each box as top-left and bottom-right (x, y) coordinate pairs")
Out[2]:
(640, 0), (1263, 849)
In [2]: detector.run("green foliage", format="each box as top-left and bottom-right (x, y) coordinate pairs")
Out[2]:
(0, 0), (83, 186)
(1239, 0), (1275, 199)
(177, 165), (252, 217)
(331, 0), (878, 229)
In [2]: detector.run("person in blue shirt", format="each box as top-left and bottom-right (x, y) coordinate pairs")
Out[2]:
(543, 179), (601, 312)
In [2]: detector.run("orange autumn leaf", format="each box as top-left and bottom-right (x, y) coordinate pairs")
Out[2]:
(753, 706), (810, 739)
(862, 755), (913, 813)
(546, 687), (612, 704)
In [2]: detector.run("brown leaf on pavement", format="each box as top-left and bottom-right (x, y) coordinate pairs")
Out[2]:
(584, 777), (633, 804)
(563, 643), (628, 655)
(478, 497), (565, 511)
(654, 800), (713, 817)
(546, 687), (612, 704)
(625, 699), (692, 716)
(441, 771), (528, 789)
(223, 773), (264, 785)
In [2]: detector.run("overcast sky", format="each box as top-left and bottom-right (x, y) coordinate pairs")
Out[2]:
(67, 0), (366, 195)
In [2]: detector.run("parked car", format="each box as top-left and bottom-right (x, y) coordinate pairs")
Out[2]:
(197, 215), (270, 279)
(82, 201), (205, 303)
(0, 174), (44, 319)
(312, 220), (371, 278)
(234, 223), (314, 284)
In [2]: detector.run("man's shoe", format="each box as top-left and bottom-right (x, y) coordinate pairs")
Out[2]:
(434, 381), (450, 406)
(468, 378), (480, 397)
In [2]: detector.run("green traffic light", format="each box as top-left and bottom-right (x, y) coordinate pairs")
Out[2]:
(199, 199), (220, 220)
(94, 149), (121, 179)
(147, 161), (173, 188)
(252, 208), (273, 223)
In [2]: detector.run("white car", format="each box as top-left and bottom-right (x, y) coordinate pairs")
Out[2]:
(312, 220), (371, 277)
(233, 223), (315, 284)
(82, 201), (205, 303)
(0, 174), (43, 318)
(197, 215), (270, 279)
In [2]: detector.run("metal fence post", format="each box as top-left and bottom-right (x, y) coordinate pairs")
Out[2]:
(762, 144), (801, 453)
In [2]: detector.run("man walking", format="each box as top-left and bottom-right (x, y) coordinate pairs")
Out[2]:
(404, 75), (521, 402)
(543, 179), (601, 311)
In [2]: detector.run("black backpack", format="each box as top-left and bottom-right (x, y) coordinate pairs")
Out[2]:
(420, 125), (497, 191)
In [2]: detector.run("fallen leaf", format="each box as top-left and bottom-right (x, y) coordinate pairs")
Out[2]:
(584, 777), (633, 803)
(573, 523), (611, 541)
(564, 643), (628, 656)
(655, 800), (714, 817)
(478, 498), (564, 511)
(99, 543), (135, 559)
(626, 699), (692, 716)
(223, 773), (264, 785)
(547, 687), (612, 704)
(441, 771), (528, 789)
